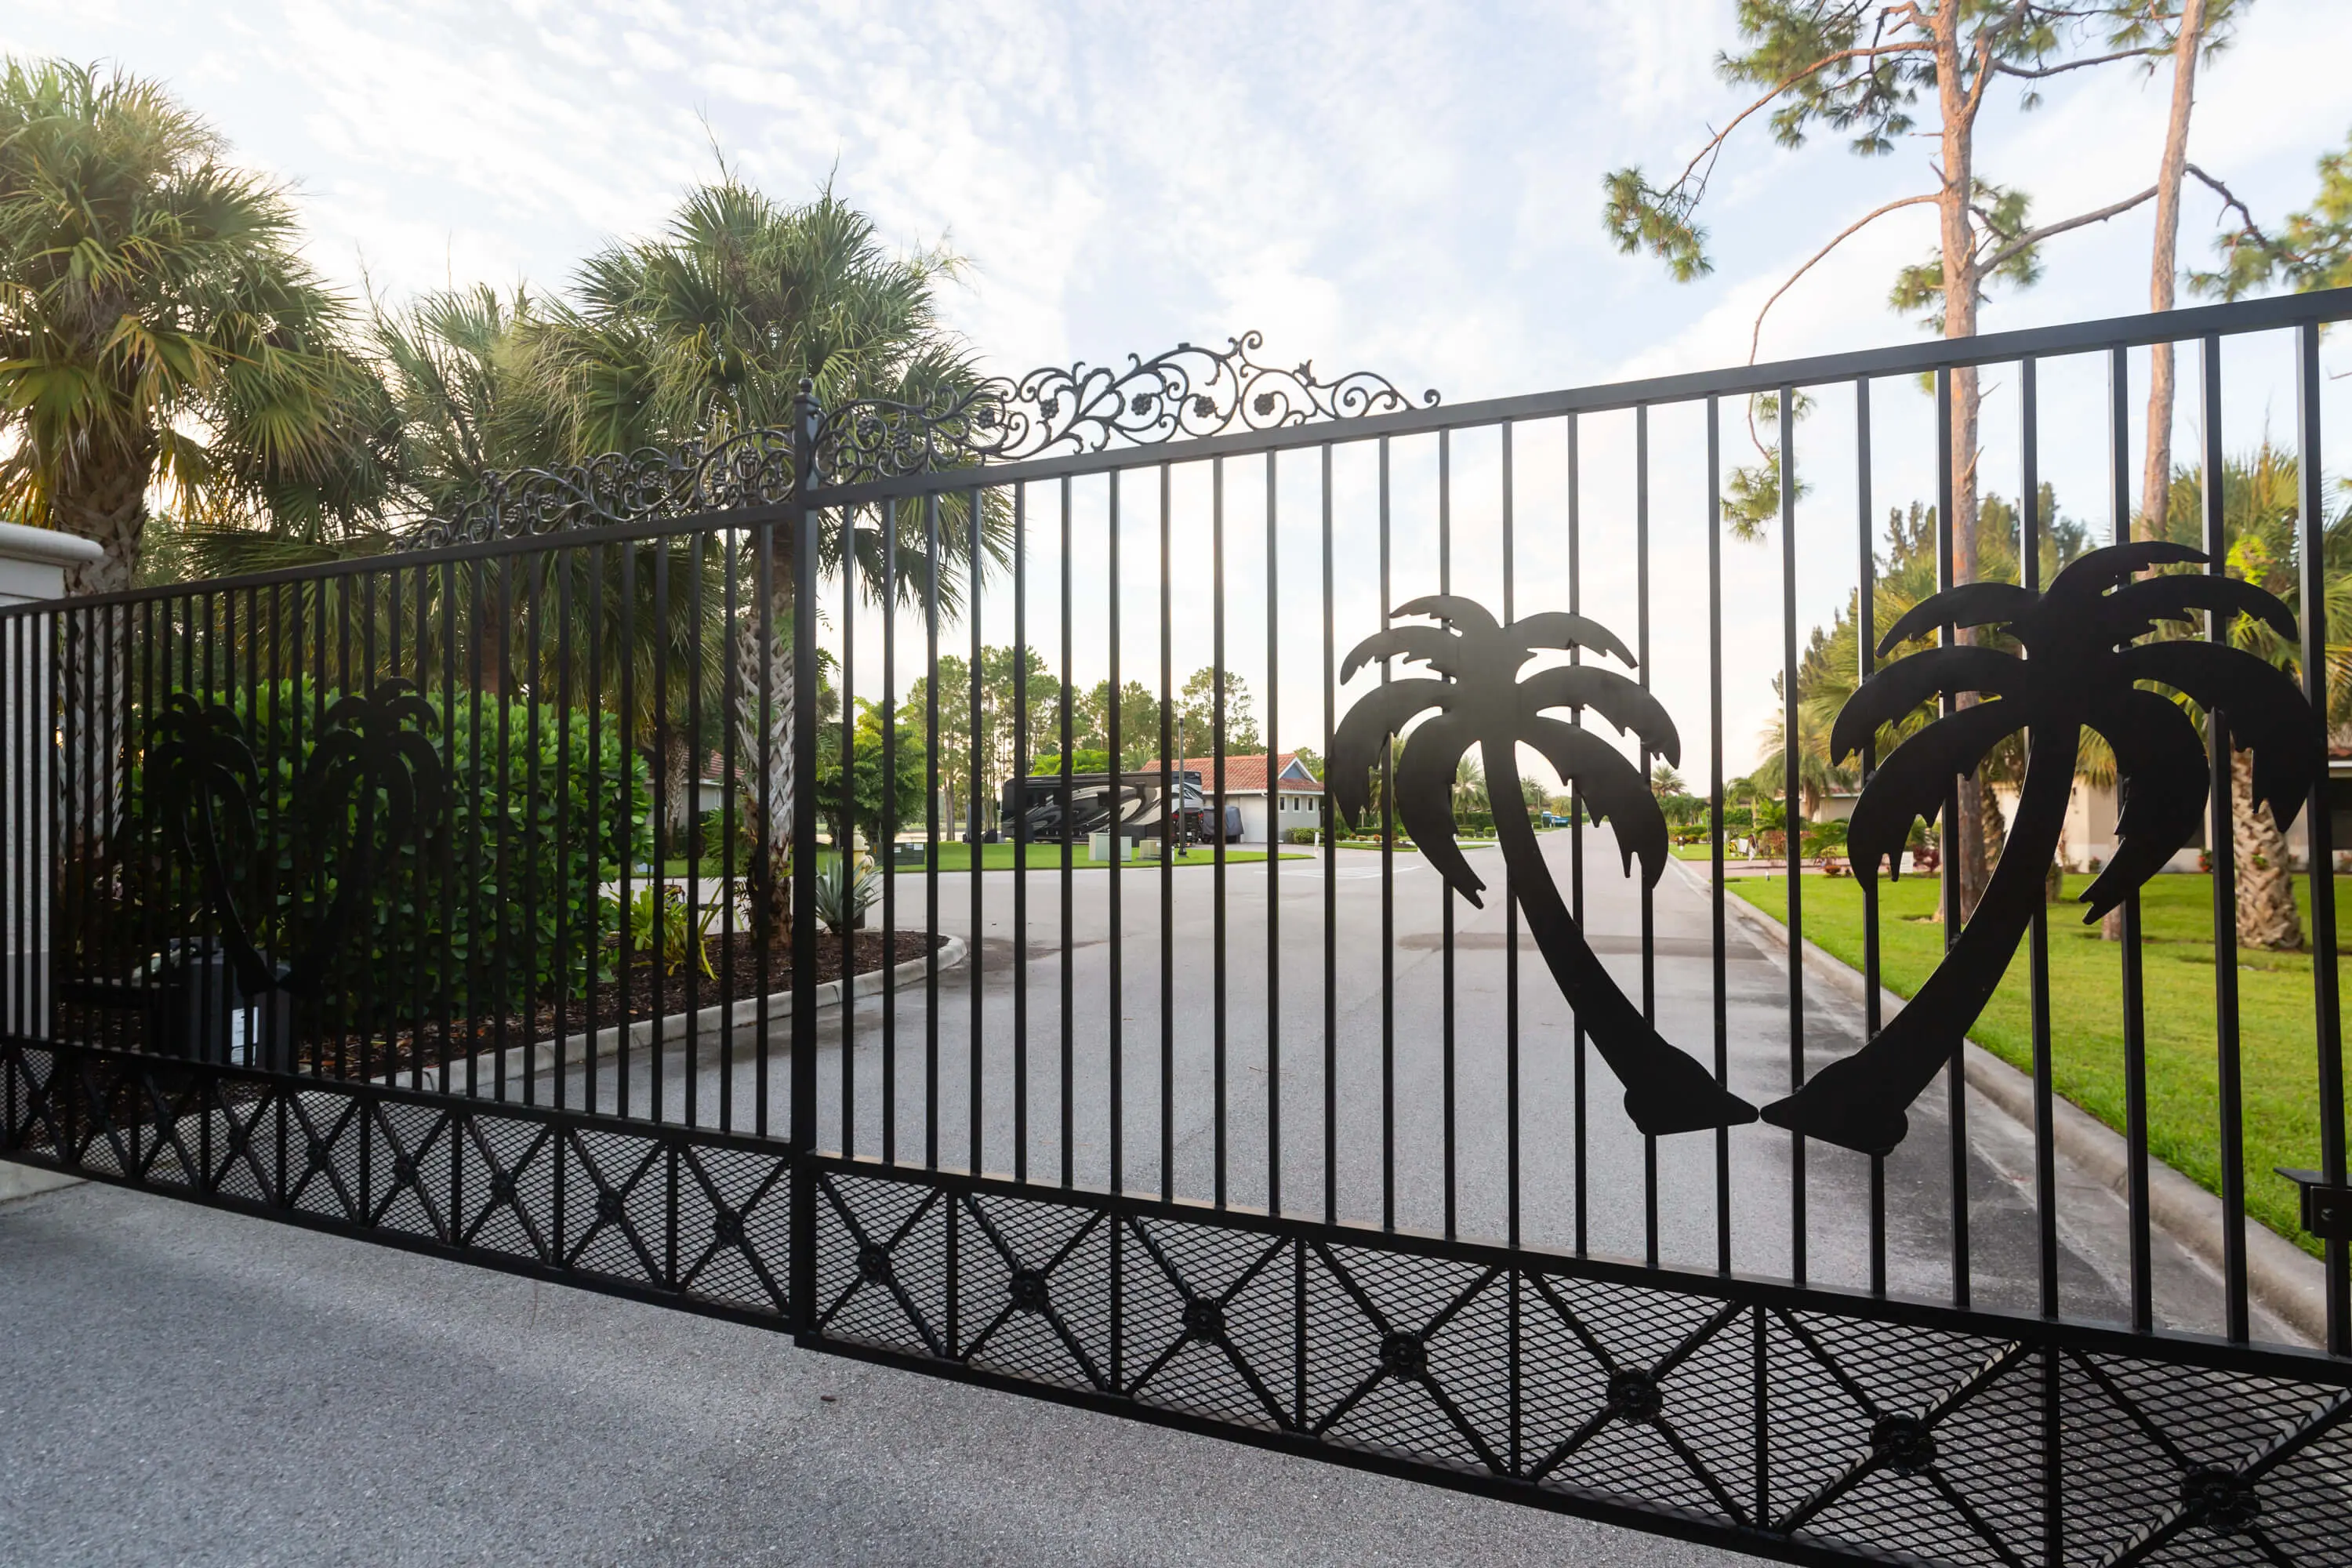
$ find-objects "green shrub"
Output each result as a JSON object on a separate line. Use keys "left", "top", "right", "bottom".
{"left": 137, "top": 678, "right": 651, "bottom": 1018}
{"left": 618, "top": 884, "right": 717, "bottom": 978}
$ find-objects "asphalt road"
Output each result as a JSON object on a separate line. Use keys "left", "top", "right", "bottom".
{"left": 0, "top": 828, "right": 2285, "bottom": 1566}
{"left": 549, "top": 828, "right": 2231, "bottom": 1322}
{"left": 0, "top": 1180, "right": 1743, "bottom": 1568}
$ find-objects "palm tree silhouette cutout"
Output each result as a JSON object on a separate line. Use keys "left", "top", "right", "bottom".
{"left": 1763, "top": 541, "right": 2318, "bottom": 1156}
{"left": 1330, "top": 596, "right": 1757, "bottom": 1137}
{"left": 150, "top": 681, "right": 447, "bottom": 1006}
{"left": 291, "top": 681, "right": 448, "bottom": 990}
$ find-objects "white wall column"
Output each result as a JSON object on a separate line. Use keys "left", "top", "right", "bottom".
{"left": 0, "top": 524, "right": 103, "bottom": 1202}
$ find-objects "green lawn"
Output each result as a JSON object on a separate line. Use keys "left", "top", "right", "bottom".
{"left": 1727, "top": 870, "right": 2348, "bottom": 1253}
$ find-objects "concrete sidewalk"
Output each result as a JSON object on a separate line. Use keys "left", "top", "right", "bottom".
{"left": 0, "top": 1181, "right": 1737, "bottom": 1568}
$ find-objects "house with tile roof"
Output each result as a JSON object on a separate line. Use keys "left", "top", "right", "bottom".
{"left": 1139, "top": 752, "right": 1322, "bottom": 844}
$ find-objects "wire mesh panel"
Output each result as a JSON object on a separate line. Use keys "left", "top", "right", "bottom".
{"left": 4, "top": 299, "right": 2350, "bottom": 1566}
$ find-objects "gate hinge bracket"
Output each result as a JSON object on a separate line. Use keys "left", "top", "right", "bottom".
{"left": 2274, "top": 1168, "right": 2352, "bottom": 1240}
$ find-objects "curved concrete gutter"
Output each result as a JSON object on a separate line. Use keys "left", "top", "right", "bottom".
{"left": 1694, "top": 863, "right": 2327, "bottom": 1346}
{"left": 394, "top": 935, "right": 968, "bottom": 1094}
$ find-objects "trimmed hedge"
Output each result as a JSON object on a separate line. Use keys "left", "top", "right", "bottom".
{"left": 139, "top": 680, "right": 651, "bottom": 1017}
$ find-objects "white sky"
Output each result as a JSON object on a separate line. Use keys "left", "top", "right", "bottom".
{"left": 14, "top": 0, "right": 2352, "bottom": 781}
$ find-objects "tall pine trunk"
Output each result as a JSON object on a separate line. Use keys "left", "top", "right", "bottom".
{"left": 1933, "top": 4, "right": 1993, "bottom": 922}
{"left": 2139, "top": 0, "right": 2207, "bottom": 545}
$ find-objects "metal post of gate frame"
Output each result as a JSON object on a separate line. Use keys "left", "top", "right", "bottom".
{"left": 790, "top": 381, "right": 823, "bottom": 1334}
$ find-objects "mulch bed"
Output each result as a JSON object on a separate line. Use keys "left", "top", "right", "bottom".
{"left": 48, "top": 931, "right": 942, "bottom": 1089}
{"left": 326, "top": 929, "right": 941, "bottom": 1076}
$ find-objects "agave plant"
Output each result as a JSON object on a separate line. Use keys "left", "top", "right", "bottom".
{"left": 1330, "top": 596, "right": 1755, "bottom": 1137}
{"left": 1764, "top": 541, "right": 2318, "bottom": 1155}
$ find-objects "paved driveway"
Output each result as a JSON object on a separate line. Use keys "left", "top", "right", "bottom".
{"left": 0, "top": 829, "right": 2283, "bottom": 1566}
{"left": 553, "top": 829, "right": 2207, "bottom": 1322}
{"left": 0, "top": 1181, "right": 1740, "bottom": 1567}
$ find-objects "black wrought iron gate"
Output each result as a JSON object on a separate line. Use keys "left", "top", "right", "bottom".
{"left": 7, "top": 300, "right": 2352, "bottom": 1566}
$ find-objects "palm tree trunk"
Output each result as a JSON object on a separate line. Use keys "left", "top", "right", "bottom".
{"left": 1479, "top": 736, "right": 1752, "bottom": 1135}
{"left": 656, "top": 727, "right": 697, "bottom": 840}
{"left": 1966, "top": 771, "right": 2008, "bottom": 918}
{"left": 731, "top": 601, "right": 793, "bottom": 944}
{"left": 55, "top": 470, "right": 146, "bottom": 851}
{"left": 2232, "top": 745, "right": 2301, "bottom": 950}
{"left": 1763, "top": 725, "right": 2075, "bottom": 1155}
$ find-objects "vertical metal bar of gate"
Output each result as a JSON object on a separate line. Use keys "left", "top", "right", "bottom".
{"left": 1934, "top": 364, "right": 1968, "bottom": 1308}
{"left": 789, "top": 386, "right": 822, "bottom": 1328}
{"left": 1439, "top": 429, "right": 1457, "bottom": 1240}
{"left": 1568, "top": 411, "right": 1588, "bottom": 1258}
{"left": 1265, "top": 451, "right": 1281, "bottom": 1219}
{"left": 2201, "top": 334, "right": 2251, "bottom": 1345}
{"left": 1321, "top": 441, "right": 1338, "bottom": 1230}
{"left": 2110, "top": 344, "right": 2155, "bottom": 1333}
{"left": 1780, "top": 383, "right": 1806, "bottom": 1287}
{"left": 2297, "top": 319, "right": 2350, "bottom": 1356}
{"left": 1708, "top": 396, "right": 1730, "bottom": 1278}
{"left": 1012, "top": 481, "right": 1027, "bottom": 1182}
{"left": 1857, "top": 376, "right": 1887, "bottom": 1298}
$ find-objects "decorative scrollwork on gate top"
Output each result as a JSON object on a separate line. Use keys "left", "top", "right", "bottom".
{"left": 813, "top": 331, "right": 1439, "bottom": 485}
{"left": 398, "top": 429, "right": 798, "bottom": 552}
{"left": 394, "top": 333, "right": 1435, "bottom": 550}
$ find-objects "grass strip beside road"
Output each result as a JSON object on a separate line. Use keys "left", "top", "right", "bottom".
{"left": 1727, "top": 871, "right": 2347, "bottom": 1255}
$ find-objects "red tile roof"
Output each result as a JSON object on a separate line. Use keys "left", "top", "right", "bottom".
{"left": 1140, "top": 752, "right": 1322, "bottom": 793}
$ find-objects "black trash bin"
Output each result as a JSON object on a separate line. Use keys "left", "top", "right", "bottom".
{"left": 155, "top": 942, "right": 295, "bottom": 1073}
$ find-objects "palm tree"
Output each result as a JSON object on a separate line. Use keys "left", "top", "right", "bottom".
{"left": 0, "top": 59, "right": 380, "bottom": 592}
{"left": 1764, "top": 540, "right": 2317, "bottom": 1156}
{"left": 2157, "top": 444, "right": 2352, "bottom": 949}
{"left": 1330, "top": 596, "right": 1755, "bottom": 1137}
{"left": 522, "top": 179, "right": 1006, "bottom": 938}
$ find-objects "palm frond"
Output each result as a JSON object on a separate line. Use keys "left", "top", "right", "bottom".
{"left": 2105, "top": 572, "right": 2296, "bottom": 645}
{"left": 1875, "top": 582, "right": 2038, "bottom": 655}
{"left": 1338, "top": 626, "right": 1461, "bottom": 682}
{"left": 2078, "top": 687, "right": 2209, "bottom": 920}
{"left": 1846, "top": 701, "right": 2026, "bottom": 879}
{"left": 2117, "top": 640, "right": 2318, "bottom": 825}
{"left": 2045, "top": 539, "right": 2203, "bottom": 599}
{"left": 1829, "top": 645, "right": 2030, "bottom": 763}
{"left": 1329, "top": 677, "right": 1450, "bottom": 826}
{"left": 1515, "top": 666, "right": 1680, "bottom": 764}
{"left": 1505, "top": 610, "right": 1635, "bottom": 667}
{"left": 1518, "top": 717, "right": 1667, "bottom": 885}
{"left": 1391, "top": 594, "right": 1499, "bottom": 633}
{"left": 1396, "top": 713, "right": 1484, "bottom": 904}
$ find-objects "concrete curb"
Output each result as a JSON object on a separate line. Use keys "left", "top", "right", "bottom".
{"left": 396, "top": 934, "right": 969, "bottom": 1094}
{"left": 1685, "top": 860, "right": 2328, "bottom": 1345}
{"left": 0, "top": 1162, "right": 82, "bottom": 1203}
{"left": 2, "top": 938, "right": 972, "bottom": 1202}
